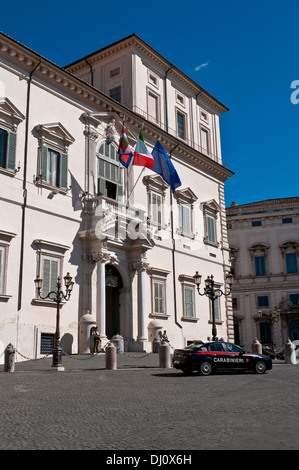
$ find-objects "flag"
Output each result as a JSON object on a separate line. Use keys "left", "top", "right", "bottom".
{"left": 133, "top": 127, "right": 154, "bottom": 168}
{"left": 151, "top": 140, "right": 182, "bottom": 192}
{"left": 118, "top": 122, "right": 133, "bottom": 168}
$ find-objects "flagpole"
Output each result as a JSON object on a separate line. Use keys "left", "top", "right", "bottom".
{"left": 126, "top": 166, "right": 145, "bottom": 206}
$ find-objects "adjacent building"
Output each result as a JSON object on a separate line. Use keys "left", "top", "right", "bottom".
{"left": 0, "top": 32, "right": 233, "bottom": 362}
{"left": 226, "top": 198, "right": 299, "bottom": 352}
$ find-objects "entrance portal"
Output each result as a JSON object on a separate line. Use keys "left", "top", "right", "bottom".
{"left": 289, "top": 320, "right": 299, "bottom": 341}
{"left": 105, "top": 265, "right": 123, "bottom": 339}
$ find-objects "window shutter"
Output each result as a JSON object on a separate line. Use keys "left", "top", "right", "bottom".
{"left": 41, "top": 145, "right": 48, "bottom": 182}
{"left": 42, "top": 257, "right": 59, "bottom": 297}
{"left": 185, "top": 287, "right": 194, "bottom": 317}
{"left": 181, "top": 204, "right": 191, "bottom": 234}
{"left": 42, "top": 258, "right": 51, "bottom": 297}
{"left": 6, "top": 131, "right": 17, "bottom": 171}
{"left": 0, "top": 247, "right": 4, "bottom": 293}
{"left": 207, "top": 215, "right": 216, "bottom": 243}
{"left": 98, "top": 177, "right": 105, "bottom": 196}
{"left": 59, "top": 153, "right": 68, "bottom": 189}
{"left": 50, "top": 259, "right": 59, "bottom": 292}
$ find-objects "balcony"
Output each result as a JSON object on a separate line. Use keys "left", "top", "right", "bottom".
{"left": 81, "top": 195, "right": 149, "bottom": 245}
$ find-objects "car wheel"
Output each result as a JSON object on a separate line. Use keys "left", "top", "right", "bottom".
{"left": 199, "top": 361, "right": 213, "bottom": 376}
{"left": 254, "top": 360, "right": 267, "bottom": 374}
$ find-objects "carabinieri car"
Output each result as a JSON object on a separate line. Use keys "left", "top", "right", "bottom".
{"left": 172, "top": 341, "right": 272, "bottom": 376}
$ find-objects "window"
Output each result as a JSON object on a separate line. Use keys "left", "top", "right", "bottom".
{"left": 41, "top": 255, "right": 60, "bottom": 298}
{"left": 0, "top": 98, "right": 24, "bottom": 173}
{"left": 255, "top": 256, "right": 266, "bottom": 276}
{"left": 184, "top": 286, "right": 195, "bottom": 318}
{"left": 290, "top": 294, "right": 299, "bottom": 305}
{"left": 151, "top": 191, "right": 162, "bottom": 225}
{"left": 109, "top": 86, "right": 121, "bottom": 103}
{"left": 259, "top": 322, "right": 272, "bottom": 344}
{"left": 175, "top": 188, "right": 197, "bottom": 238}
{"left": 200, "top": 127, "right": 209, "bottom": 155}
{"left": 35, "top": 123, "right": 74, "bottom": 191}
{"left": 280, "top": 241, "right": 299, "bottom": 274}
{"left": 147, "top": 92, "right": 159, "bottom": 123}
{"left": 41, "top": 147, "right": 67, "bottom": 188}
{"left": 0, "top": 230, "right": 16, "bottom": 298}
{"left": 206, "top": 215, "right": 216, "bottom": 244}
{"left": 148, "top": 267, "right": 170, "bottom": 317}
{"left": 97, "top": 141, "right": 123, "bottom": 200}
{"left": 33, "top": 239, "right": 69, "bottom": 303}
{"left": 203, "top": 199, "right": 219, "bottom": 246}
{"left": 249, "top": 243, "right": 269, "bottom": 277}
{"left": 286, "top": 253, "right": 298, "bottom": 273}
{"left": 177, "top": 111, "right": 185, "bottom": 139}
{"left": 153, "top": 280, "right": 165, "bottom": 314}
{"left": 180, "top": 204, "right": 191, "bottom": 236}
{"left": 257, "top": 296, "right": 269, "bottom": 307}
{"left": 109, "top": 67, "right": 120, "bottom": 78}
{"left": 40, "top": 333, "right": 54, "bottom": 355}
{"left": 213, "top": 296, "right": 221, "bottom": 322}
{"left": 282, "top": 218, "right": 293, "bottom": 224}
{"left": 252, "top": 220, "right": 262, "bottom": 227}
{"left": 0, "top": 246, "right": 5, "bottom": 294}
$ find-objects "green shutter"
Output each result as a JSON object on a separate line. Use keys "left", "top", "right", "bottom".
{"left": 41, "top": 145, "right": 48, "bottom": 182}
{"left": 6, "top": 131, "right": 17, "bottom": 171}
{"left": 59, "top": 152, "right": 68, "bottom": 189}
{"left": 207, "top": 216, "right": 216, "bottom": 243}
{"left": 98, "top": 177, "right": 105, "bottom": 196}
{"left": 185, "top": 287, "right": 194, "bottom": 318}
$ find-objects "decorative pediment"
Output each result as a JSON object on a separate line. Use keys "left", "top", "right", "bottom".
{"left": 35, "top": 122, "right": 75, "bottom": 151}
{"left": 0, "top": 97, "right": 25, "bottom": 131}
{"left": 202, "top": 199, "right": 220, "bottom": 213}
{"left": 174, "top": 187, "right": 197, "bottom": 204}
{"left": 279, "top": 240, "right": 299, "bottom": 254}
{"left": 143, "top": 174, "right": 169, "bottom": 193}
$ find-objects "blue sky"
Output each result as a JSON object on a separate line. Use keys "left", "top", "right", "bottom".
{"left": 1, "top": 0, "right": 298, "bottom": 207}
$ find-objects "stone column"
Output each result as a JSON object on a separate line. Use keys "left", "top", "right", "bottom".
{"left": 131, "top": 259, "right": 151, "bottom": 352}
{"left": 138, "top": 263, "right": 148, "bottom": 341}
{"left": 91, "top": 251, "right": 111, "bottom": 344}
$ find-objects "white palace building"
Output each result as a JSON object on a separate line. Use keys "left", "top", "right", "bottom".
{"left": 0, "top": 32, "right": 234, "bottom": 361}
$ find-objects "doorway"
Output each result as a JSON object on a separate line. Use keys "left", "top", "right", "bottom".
{"left": 105, "top": 265, "right": 123, "bottom": 339}
{"left": 289, "top": 320, "right": 299, "bottom": 341}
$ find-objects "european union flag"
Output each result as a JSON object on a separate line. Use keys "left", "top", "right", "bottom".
{"left": 151, "top": 141, "right": 182, "bottom": 192}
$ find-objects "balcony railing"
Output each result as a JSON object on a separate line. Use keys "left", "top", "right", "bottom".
{"left": 130, "top": 106, "right": 229, "bottom": 168}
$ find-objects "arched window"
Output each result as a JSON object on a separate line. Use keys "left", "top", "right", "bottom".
{"left": 97, "top": 141, "right": 123, "bottom": 200}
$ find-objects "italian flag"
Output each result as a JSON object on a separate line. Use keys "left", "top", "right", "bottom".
{"left": 133, "top": 127, "right": 154, "bottom": 168}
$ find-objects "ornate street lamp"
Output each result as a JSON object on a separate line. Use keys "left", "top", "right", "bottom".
{"left": 34, "top": 272, "right": 74, "bottom": 370}
{"left": 257, "top": 308, "right": 280, "bottom": 325}
{"left": 193, "top": 272, "right": 233, "bottom": 341}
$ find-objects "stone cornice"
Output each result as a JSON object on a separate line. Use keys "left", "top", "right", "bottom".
{"left": 0, "top": 32, "right": 233, "bottom": 182}
{"left": 64, "top": 33, "right": 228, "bottom": 115}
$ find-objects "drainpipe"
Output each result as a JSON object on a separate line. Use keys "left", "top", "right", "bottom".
{"left": 164, "top": 67, "right": 173, "bottom": 133}
{"left": 85, "top": 59, "right": 94, "bottom": 87}
{"left": 169, "top": 143, "right": 182, "bottom": 331}
{"left": 17, "top": 58, "right": 41, "bottom": 313}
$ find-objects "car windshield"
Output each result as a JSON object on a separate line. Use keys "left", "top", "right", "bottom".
{"left": 184, "top": 342, "right": 204, "bottom": 350}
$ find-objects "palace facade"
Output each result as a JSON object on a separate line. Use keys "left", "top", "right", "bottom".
{"left": 0, "top": 32, "right": 233, "bottom": 361}
{"left": 227, "top": 198, "right": 299, "bottom": 352}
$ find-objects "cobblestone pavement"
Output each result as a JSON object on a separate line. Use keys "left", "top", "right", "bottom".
{"left": 0, "top": 353, "right": 299, "bottom": 451}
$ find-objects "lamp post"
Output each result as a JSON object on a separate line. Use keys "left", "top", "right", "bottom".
{"left": 257, "top": 308, "right": 280, "bottom": 325}
{"left": 193, "top": 272, "right": 233, "bottom": 341}
{"left": 34, "top": 272, "right": 74, "bottom": 370}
